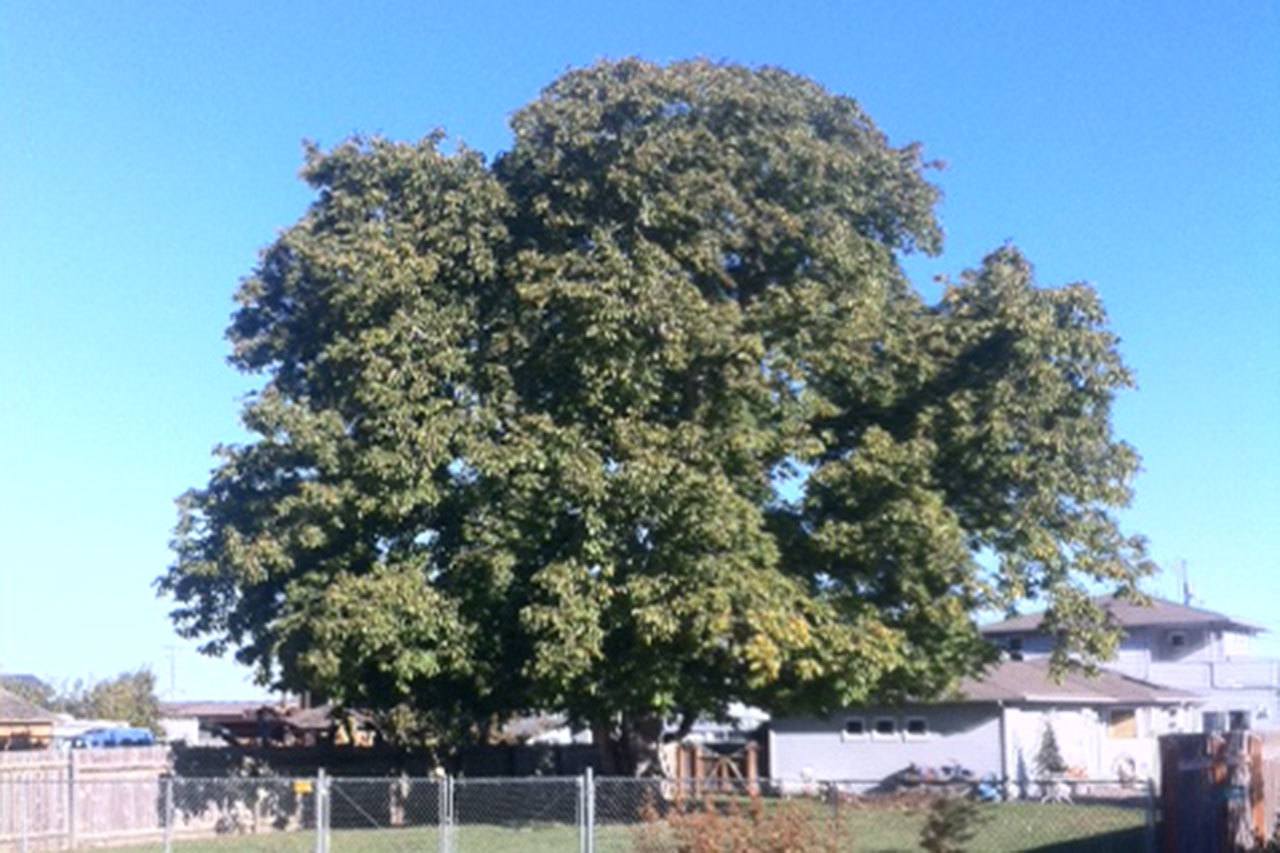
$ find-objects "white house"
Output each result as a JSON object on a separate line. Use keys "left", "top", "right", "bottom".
{"left": 770, "top": 659, "right": 1198, "bottom": 785}
{"left": 982, "top": 595, "right": 1280, "bottom": 732}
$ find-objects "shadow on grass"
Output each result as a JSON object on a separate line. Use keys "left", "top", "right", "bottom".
{"left": 1021, "top": 826, "right": 1148, "bottom": 852}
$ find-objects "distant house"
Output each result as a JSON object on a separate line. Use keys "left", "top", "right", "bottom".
{"left": 0, "top": 686, "right": 55, "bottom": 750}
{"left": 983, "top": 595, "right": 1280, "bottom": 732}
{"left": 0, "top": 674, "right": 51, "bottom": 698}
{"left": 159, "top": 700, "right": 375, "bottom": 747}
{"left": 158, "top": 701, "right": 269, "bottom": 746}
{"left": 770, "top": 659, "right": 1198, "bottom": 785}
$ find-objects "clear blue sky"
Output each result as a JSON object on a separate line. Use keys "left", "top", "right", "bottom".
{"left": 1, "top": 1, "right": 1276, "bottom": 699}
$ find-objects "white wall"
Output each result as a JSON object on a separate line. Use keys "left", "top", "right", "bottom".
{"left": 1002, "top": 704, "right": 1170, "bottom": 782}
{"left": 770, "top": 705, "right": 1002, "bottom": 782}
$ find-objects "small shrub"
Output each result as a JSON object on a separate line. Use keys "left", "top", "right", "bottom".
{"left": 633, "top": 791, "right": 837, "bottom": 853}
{"left": 919, "top": 794, "right": 986, "bottom": 853}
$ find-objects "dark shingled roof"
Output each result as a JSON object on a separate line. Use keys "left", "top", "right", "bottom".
{"left": 0, "top": 686, "right": 56, "bottom": 723}
{"left": 159, "top": 701, "right": 277, "bottom": 719}
{"left": 953, "top": 659, "right": 1198, "bottom": 705}
{"left": 981, "top": 595, "right": 1264, "bottom": 636}
{"left": 0, "top": 674, "right": 50, "bottom": 694}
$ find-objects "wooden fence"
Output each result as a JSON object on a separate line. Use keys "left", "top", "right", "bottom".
{"left": 1160, "top": 731, "right": 1280, "bottom": 852}
{"left": 0, "top": 746, "right": 168, "bottom": 849}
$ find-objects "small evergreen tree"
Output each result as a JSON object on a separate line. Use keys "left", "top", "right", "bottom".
{"left": 1035, "top": 721, "right": 1068, "bottom": 777}
{"left": 920, "top": 795, "right": 985, "bottom": 853}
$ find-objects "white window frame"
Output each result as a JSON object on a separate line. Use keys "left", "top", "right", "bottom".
{"left": 1107, "top": 707, "right": 1139, "bottom": 739}
{"left": 871, "top": 717, "right": 899, "bottom": 741}
{"left": 1203, "top": 710, "right": 1226, "bottom": 733}
{"left": 840, "top": 717, "right": 868, "bottom": 741}
{"left": 903, "top": 716, "right": 930, "bottom": 740}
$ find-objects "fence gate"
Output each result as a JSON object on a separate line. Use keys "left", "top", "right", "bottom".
{"left": 450, "top": 777, "right": 582, "bottom": 852}
{"left": 326, "top": 776, "right": 440, "bottom": 851}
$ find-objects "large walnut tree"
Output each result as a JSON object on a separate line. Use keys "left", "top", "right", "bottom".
{"left": 161, "top": 59, "right": 1150, "bottom": 773}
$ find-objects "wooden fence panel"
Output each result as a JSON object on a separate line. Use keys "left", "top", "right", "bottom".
{"left": 1160, "top": 731, "right": 1280, "bottom": 852}
{"left": 0, "top": 746, "right": 167, "bottom": 850}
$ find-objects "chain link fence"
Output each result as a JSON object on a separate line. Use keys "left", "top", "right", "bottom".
{"left": 0, "top": 773, "right": 1155, "bottom": 851}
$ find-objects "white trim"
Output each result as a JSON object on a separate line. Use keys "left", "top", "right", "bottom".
{"left": 839, "top": 717, "right": 868, "bottom": 741}
{"left": 871, "top": 716, "right": 898, "bottom": 740}
{"left": 1106, "top": 707, "right": 1138, "bottom": 739}
{"left": 903, "top": 716, "right": 930, "bottom": 740}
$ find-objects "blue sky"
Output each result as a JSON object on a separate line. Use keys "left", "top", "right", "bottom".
{"left": 1, "top": 1, "right": 1276, "bottom": 699}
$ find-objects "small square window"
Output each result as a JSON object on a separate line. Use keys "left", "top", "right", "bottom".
{"left": 1108, "top": 709, "right": 1137, "bottom": 739}
{"left": 905, "top": 718, "right": 929, "bottom": 738}
{"left": 1229, "top": 710, "right": 1250, "bottom": 732}
{"left": 873, "top": 718, "right": 897, "bottom": 739}
{"left": 842, "top": 719, "right": 866, "bottom": 738}
{"left": 1168, "top": 632, "right": 1186, "bottom": 648}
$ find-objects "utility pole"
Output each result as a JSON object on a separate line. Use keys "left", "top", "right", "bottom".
{"left": 163, "top": 645, "right": 177, "bottom": 699}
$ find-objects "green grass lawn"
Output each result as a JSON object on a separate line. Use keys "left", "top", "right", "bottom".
{"left": 108, "top": 802, "right": 1146, "bottom": 852}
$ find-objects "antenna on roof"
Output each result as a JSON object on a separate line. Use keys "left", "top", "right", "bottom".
{"left": 1176, "top": 559, "right": 1194, "bottom": 607}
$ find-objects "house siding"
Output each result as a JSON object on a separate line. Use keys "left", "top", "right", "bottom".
{"left": 991, "top": 621, "right": 1280, "bottom": 731}
{"left": 770, "top": 704, "right": 1003, "bottom": 782}
{"left": 1002, "top": 704, "right": 1172, "bottom": 782}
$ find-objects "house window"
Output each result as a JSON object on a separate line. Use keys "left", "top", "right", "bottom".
{"left": 904, "top": 718, "right": 929, "bottom": 739}
{"left": 1203, "top": 711, "right": 1226, "bottom": 733}
{"left": 841, "top": 718, "right": 866, "bottom": 739}
{"left": 1007, "top": 637, "right": 1024, "bottom": 661}
{"left": 1229, "top": 710, "right": 1250, "bottom": 732}
{"left": 1167, "top": 632, "right": 1186, "bottom": 649}
{"left": 1108, "top": 709, "right": 1138, "bottom": 739}
{"left": 872, "top": 718, "right": 898, "bottom": 739}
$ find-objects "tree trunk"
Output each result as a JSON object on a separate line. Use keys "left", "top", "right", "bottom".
{"left": 593, "top": 715, "right": 666, "bottom": 776}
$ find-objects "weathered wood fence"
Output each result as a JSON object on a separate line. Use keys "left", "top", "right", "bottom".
{"left": 1160, "top": 731, "right": 1280, "bottom": 852}
{"left": 0, "top": 746, "right": 168, "bottom": 849}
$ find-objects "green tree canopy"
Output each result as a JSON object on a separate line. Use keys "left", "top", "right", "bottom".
{"left": 66, "top": 669, "right": 162, "bottom": 733}
{"left": 160, "top": 59, "right": 1150, "bottom": 772}
{"left": 11, "top": 670, "right": 162, "bottom": 733}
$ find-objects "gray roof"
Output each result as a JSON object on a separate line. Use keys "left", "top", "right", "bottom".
{"left": 981, "top": 595, "right": 1264, "bottom": 636}
{"left": 159, "top": 701, "right": 279, "bottom": 719}
{"left": 952, "top": 659, "right": 1198, "bottom": 706}
{"left": 0, "top": 686, "right": 56, "bottom": 723}
{"left": 0, "top": 674, "right": 50, "bottom": 693}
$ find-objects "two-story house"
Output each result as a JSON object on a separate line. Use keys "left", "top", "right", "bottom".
{"left": 982, "top": 595, "right": 1280, "bottom": 733}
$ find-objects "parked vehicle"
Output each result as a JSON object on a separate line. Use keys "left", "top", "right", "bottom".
{"left": 72, "top": 727, "right": 155, "bottom": 748}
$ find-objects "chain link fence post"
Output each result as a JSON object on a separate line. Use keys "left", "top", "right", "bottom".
{"left": 162, "top": 775, "right": 174, "bottom": 853}
{"left": 576, "top": 773, "right": 585, "bottom": 853}
{"left": 584, "top": 767, "right": 595, "bottom": 853}
{"left": 437, "top": 776, "right": 446, "bottom": 853}
{"left": 436, "top": 774, "right": 454, "bottom": 853}
{"left": 313, "top": 769, "right": 326, "bottom": 853}
{"left": 1145, "top": 776, "right": 1157, "bottom": 853}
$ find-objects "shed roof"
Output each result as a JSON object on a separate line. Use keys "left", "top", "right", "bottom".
{"left": 159, "top": 701, "right": 283, "bottom": 720}
{"left": 981, "top": 595, "right": 1263, "bottom": 636}
{"left": 952, "top": 659, "right": 1197, "bottom": 706}
{"left": 0, "top": 686, "right": 56, "bottom": 723}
